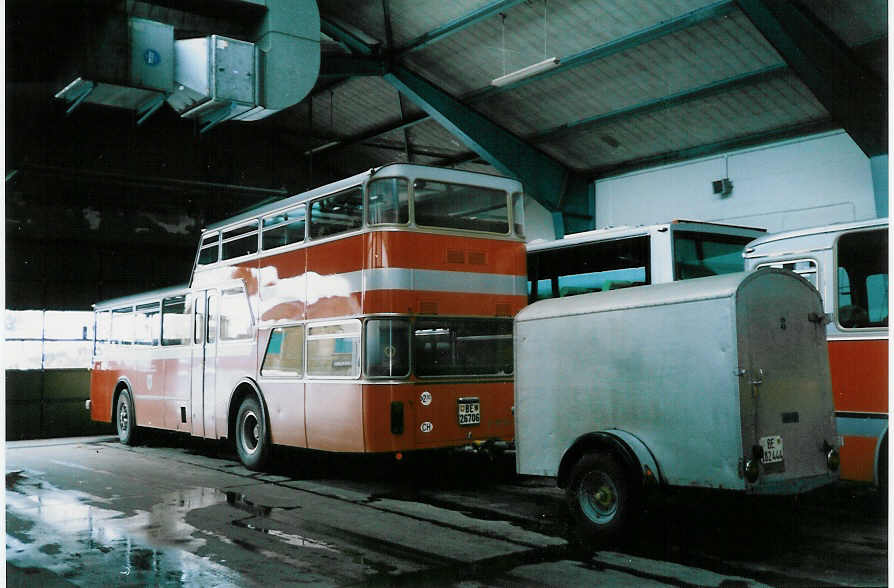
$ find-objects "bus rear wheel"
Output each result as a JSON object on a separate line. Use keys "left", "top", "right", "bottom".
{"left": 235, "top": 396, "right": 271, "bottom": 471}
{"left": 116, "top": 389, "right": 139, "bottom": 446}
{"left": 566, "top": 452, "right": 636, "bottom": 545}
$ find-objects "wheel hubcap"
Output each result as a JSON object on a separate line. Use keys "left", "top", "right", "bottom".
{"left": 579, "top": 471, "right": 618, "bottom": 524}
{"left": 241, "top": 410, "right": 259, "bottom": 455}
{"left": 119, "top": 401, "right": 128, "bottom": 432}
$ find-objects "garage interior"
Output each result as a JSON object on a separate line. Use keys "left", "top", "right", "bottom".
{"left": 4, "top": 1, "right": 889, "bottom": 584}
{"left": 5, "top": 0, "right": 887, "bottom": 439}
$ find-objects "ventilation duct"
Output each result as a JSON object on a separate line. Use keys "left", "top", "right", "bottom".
{"left": 166, "top": 35, "right": 259, "bottom": 133}
{"left": 55, "top": 0, "right": 320, "bottom": 127}
{"left": 55, "top": 16, "right": 174, "bottom": 123}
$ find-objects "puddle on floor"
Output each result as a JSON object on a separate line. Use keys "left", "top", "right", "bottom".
{"left": 6, "top": 469, "right": 244, "bottom": 586}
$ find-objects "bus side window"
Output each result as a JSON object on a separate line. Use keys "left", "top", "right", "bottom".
{"left": 306, "top": 321, "right": 361, "bottom": 378}
{"left": 757, "top": 260, "right": 817, "bottom": 288}
{"left": 309, "top": 188, "right": 363, "bottom": 239}
{"left": 162, "top": 295, "right": 190, "bottom": 346}
{"left": 261, "top": 326, "right": 304, "bottom": 377}
{"left": 220, "top": 288, "right": 253, "bottom": 341}
{"left": 134, "top": 302, "right": 161, "bottom": 346}
{"left": 837, "top": 229, "right": 888, "bottom": 329}
{"left": 95, "top": 310, "right": 111, "bottom": 355}
{"left": 110, "top": 306, "right": 133, "bottom": 345}
{"left": 528, "top": 236, "right": 650, "bottom": 302}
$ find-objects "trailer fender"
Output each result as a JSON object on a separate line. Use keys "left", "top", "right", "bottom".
{"left": 604, "top": 429, "right": 662, "bottom": 487}
{"left": 557, "top": 430, "right": 661, "bottom": 490}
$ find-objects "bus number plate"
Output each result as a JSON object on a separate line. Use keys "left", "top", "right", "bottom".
{"left": 457, "top": 398, "right": 480, "bottom": 426}
{"left": 759, "top": 435, "right": 783, "bottom": 464}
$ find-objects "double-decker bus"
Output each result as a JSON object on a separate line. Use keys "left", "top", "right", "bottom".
{"left": 89, "top": 164, "right": 527, "bottom": 469}
{"left": 526, "top": 220, "right": 766, "bottom": 302}
{"left": 744, "top": 218, "right": 888, "bottom": 489}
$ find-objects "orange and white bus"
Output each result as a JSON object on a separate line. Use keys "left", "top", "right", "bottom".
{"left": 89, "top": 164, "right": 527, "bottom": 469}
{"left": 744, "top": 218, "right": 888, "bottom": 488}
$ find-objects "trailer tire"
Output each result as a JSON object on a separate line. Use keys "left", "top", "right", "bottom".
{"left": 235, "top": 395, "right": 271, "bottom": 471}
{"left": 566, "top": 452, "right": 636, "bottom": 545}
{"left": 116, "top": 389, "right": 139, "bottom": 446}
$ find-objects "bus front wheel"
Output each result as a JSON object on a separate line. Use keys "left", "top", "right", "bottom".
{"left": 566, "top": 452, "right": 636, "bottom": 545}
{"left": 116, "top": 389, "right": 139, "bottom": 446}
{"left": 235, "top": 396, "right": 271, "bottom": 471}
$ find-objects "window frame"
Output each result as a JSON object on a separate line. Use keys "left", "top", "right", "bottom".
{"left": 221, "top": 220, "right": 260, "bottom": 262}
{"left": 363, "top": 317, "right": 411, "bottom": 379}
{"left": 308, "top": 186, "right": 364, "bottom": 241}
{"left": 411, "top": 177, "right": 512, "bottom": 236}
{"left": 305, "top": 318, "right": 362, "bottom": 379}
{"left": 834, "top": 228, "right": 888, "bottom": 331}
{"left": 261, "top": 204, "right": 307, "bottom": 252}
{"left": 260, "top": 324, "right": 306, "bottom": 378}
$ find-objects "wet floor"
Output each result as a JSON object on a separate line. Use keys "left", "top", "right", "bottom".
{"left": 5, "top": 435, "right": 888, "bottom": 587}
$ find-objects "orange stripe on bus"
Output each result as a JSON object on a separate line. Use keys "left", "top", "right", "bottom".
{"left": 828, "top": 339, "right": 888, "bottom": 414}
{"left": 839, "top": 435, "right": 879, "bottom": 483}
{"left": 365, "top": 231, "right": 526, "bottom": 275}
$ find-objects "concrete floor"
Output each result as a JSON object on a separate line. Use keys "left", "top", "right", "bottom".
{"left": 5, "top": 434, "right": 888, "bottom": 586}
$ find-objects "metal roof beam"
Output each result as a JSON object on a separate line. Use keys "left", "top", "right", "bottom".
{"left": 384, "top": 65, "right": 593, "bottom": 233}
{"left": 737, "top": 0, "right": 887, "bottom": 157}
{"left": 397, "top": 0, "right": 526, "bottom": 56}
{"left": 311, "top": 2, "right": 736, "bottom": 156}
{"left": 320, "top": 16, "right": 380, "bottom": 56}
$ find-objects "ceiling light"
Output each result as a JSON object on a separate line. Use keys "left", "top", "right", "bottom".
{"left": 491, "top": 57, "right": 560, "bottom": 87}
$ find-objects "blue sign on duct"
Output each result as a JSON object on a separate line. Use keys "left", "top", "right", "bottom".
{"left": 143, "top": 49, "right": 161, "bottom": 66}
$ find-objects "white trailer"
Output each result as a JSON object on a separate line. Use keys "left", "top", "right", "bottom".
{"left": 515, "top": 269, "right": 839, "bottom": 543}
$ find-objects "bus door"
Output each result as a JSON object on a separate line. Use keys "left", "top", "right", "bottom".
{"left": 191, "top": 289, "right": 219, "bottom": 438}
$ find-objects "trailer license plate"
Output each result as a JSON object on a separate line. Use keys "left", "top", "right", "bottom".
{"left": 457, "top": 398, "right": 480, "bottom": 426}
{"left": 760, "top": 435, "right": 783, "bottom": 464}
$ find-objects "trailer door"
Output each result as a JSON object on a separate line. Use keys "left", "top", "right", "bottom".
{"left": 736, "top": 270, "right": 835, "bottom": 483}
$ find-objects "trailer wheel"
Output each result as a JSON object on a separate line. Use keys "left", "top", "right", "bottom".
{"left": 566, "top": 452, "right": 635, "bottom": 545}
{"left": 235, "top": 395, "right": 271, "bottom": 471}
{"left": 116, "top": 389, "right": 139, "bottom": 446}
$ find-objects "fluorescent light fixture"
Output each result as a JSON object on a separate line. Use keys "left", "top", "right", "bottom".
{"left": 491, "top": 57, "right": 560, "bottom": 87}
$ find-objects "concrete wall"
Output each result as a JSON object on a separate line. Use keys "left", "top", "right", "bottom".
{"left": 6, "top": 369, "right": 112, "bottom": 440}
{"left": 593, "top": 131, "right": 881, "bottom": 234}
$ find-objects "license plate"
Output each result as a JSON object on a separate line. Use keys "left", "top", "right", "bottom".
{"left": 760, "top": 435, "right": 783, "bottom": 464}
{"left": 457, "top": 397, "right": 480, "bottom": 426}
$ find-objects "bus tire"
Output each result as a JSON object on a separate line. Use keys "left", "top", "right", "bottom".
{"left": 235, "top": 395, "right": 270, "bottom": 471}
{"left": 566, "top": 452, "right": 636, "bottom": 545}
{"left": 116, "top": 389, "right": 139, "bottom": 446}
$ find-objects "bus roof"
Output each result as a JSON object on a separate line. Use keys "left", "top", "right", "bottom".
{"left": 527, "top": 219, "right": 765, "bottom": 252}
{"left": 94, "top": 284, "right": 190, "bottom": 310}
{"left": 205, "top": 163, "right": 524, "bottom": 233}
{"left": 744, "top": 217, "right": 888, "bottom": 254}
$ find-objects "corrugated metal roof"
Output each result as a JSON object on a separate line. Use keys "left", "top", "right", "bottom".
{"left": 304, "top": 0, "right": 883, "bottom": 188}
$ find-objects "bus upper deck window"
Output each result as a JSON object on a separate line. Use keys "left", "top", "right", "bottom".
{"left": 222, "top": 222, "right": 259, "bottom": 260}
{"left": 262, "top": 205, "right": 306, "bottom": 251}
{"left": 198, "top": 232, "right": 220, "bottom": 266}
{"left": 309, "top": 188, "right": 363, "bottom": 239}
{"left": 368, "top": 178, "right": 409, "bottom": 225}
{"left": 413, "top": 180, "right": 509, "bottom": 234}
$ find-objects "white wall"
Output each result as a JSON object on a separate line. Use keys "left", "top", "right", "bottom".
{"left": 593, "top": 131, "right": 880, "bottom": 234}
{"left": 524, "top": 196, "right": 556, "bottom": 242}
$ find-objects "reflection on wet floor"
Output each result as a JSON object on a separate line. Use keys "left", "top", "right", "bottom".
{"left": 6, "top": 470, "right": 245, "bottom": 586}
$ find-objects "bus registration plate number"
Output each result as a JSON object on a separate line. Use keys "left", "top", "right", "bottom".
{"left": 457, "top": 398, "right": 480, "bottom": 426}
{"left": 759, "top": 435, "right": 783, "bottom": 464}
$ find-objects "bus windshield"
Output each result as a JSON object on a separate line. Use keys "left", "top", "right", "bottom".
{"left": 673, "top": 231, "right": 754, "bottom": 280}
